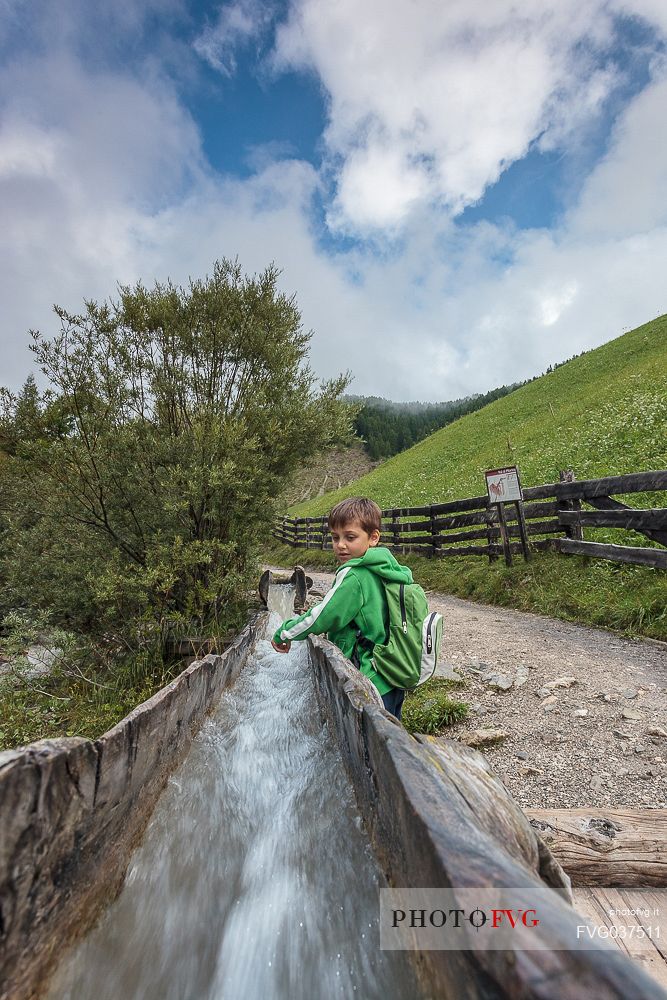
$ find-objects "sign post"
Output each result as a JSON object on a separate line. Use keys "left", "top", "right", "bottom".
{"left": 485, "top": 466, "right": 530, "bottom": 565}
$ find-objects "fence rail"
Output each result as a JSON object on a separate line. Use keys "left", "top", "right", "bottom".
{"left": 274, "top": 469, "right": 667, "bottom": 570}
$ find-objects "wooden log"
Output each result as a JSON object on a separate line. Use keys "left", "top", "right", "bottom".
{"left": 586, "top": 495, "right": 667, "bottom": 547}
{"left": 527, "top": 469, "right": 667, "bottom": 502}
{"left": 433, "top": 520, "right": 561, "bottom": 545}
{"left": 384, "top": 495, "right": 489, "bottom": 519}
{"left": 435, "top": 543, "right": 507, "bottom": 557}
{"left": 387, "top": 518, "right": 433, "bottom": 532}
{"left": 387, "top": 519, "right": 563, "bottom": 549}
{"left": 559, "top": 508, "right": 667, "bottom": 531}
{"left": 555, "top": 537, "right": 667, "bottom": 569}
{"left": 431, "top": 501, "right": 560, "bottom": 533}
{"left": 272, "top": 531, "right": 296, "bottom": 546}
{"left": 525, "top": 808, "right": 667, "bottom": 887}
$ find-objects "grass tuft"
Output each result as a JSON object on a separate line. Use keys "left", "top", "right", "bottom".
{"left": 402, "top": 678, "right": 469, "bottom": 735}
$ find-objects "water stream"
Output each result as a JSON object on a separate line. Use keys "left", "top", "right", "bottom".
{"left": 46, "top": 587, "right": 421, "bottom": 1000}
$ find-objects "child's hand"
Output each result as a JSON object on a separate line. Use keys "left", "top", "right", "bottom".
{"left": 271, "top": 639, "right": 291, "bottom": 653}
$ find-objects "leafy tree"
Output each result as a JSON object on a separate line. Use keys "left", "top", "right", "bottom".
{"left": 1, "top": 259, "right": 354, "bottom": 650}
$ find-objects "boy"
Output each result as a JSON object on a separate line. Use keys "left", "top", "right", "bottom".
{"left": 271, "top": 497, "right": 413, "bottom": 720}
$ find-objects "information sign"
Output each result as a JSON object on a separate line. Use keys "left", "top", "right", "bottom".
{"left": 485, "top": 466, "right": 523, "bottom": 504}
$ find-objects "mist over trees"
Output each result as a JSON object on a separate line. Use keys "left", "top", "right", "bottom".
{"left": 349, "top": 385, "right": 520, "bottom": 459}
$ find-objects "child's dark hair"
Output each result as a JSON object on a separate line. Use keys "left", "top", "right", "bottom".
{"left": 328, "top": 497, "right": 382, "bottom": 534}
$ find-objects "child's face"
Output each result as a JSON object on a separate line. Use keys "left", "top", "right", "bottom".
{"left": 330, "top": 518, "right": 380, "bottom": 563}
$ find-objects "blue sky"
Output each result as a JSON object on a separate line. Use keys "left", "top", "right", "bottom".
{"left": 1, "top": 0, "right": 667, "bottom": 400}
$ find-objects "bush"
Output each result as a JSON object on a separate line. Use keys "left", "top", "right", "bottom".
{"left": 0, "top": 261, "right": 357, "bottom": 745}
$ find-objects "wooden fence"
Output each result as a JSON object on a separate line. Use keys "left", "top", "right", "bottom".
{"left": 273, "top": 469, "right": 667, "bottom": 570}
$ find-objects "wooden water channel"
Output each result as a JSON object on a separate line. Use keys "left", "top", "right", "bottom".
{"left": 1, "top": 572, "right": 666, "bottom": 999}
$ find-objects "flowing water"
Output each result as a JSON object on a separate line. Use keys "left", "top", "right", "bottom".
{"left": 46, "top": 587, "right": 421, "bottom": 1000}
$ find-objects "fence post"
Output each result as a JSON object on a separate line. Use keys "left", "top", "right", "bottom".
{"left": 305, "top": 517, "right": 311, "bottom": 549}
{"left": 429, "top": 505, "right": 439, "bottom": 557}
{"left": 559, "top": 470, "right": 583, "bottom": 541}
{"left": 486, "top": 503, "right": 499, "bottom": 562}
{"left": 321, "top": 516, "right": 327, "bottom": 549}
{"left": 497, "top": 502, "right": 513, "bottom": 566}
{"left": 515, "top": 499, "right": 530, "bottom": 561}
{"left": 391, "top": 511, "right": 399, "bottom": 552}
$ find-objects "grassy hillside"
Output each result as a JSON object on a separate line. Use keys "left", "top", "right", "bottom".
{"left": 267, "top": 315, "right": 667, "bottom": 639}
{"left": 292, "top": 315, "right": 666, "bottom": 517}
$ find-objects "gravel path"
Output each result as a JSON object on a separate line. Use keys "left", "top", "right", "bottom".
{"left": 265, "top": 565, "right": 667, "bottom": 810}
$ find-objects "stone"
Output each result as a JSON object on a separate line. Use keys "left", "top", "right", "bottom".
{"left": 541, "top": 695, "right": 558, "bottom": 707}
{"left": 537, "top": 686, "right": 552, "bottom": 699}
{"left": 514, "top": 664, "right": 530, "bottom": 687}
{"left": 622, "top": 688, "right": 638, "bottom": 700}
{"left": 482, "top": 672, "right": 513, "bottom": 691}
{"left": 459, "top": 728, "right": 510, "bottom": 748}
{"left": 547, "top": 676, "right": 578, "bottom": 690}
{"left": 434, "top": 661, "right": 463, "bottom": 682}
{"left": 647, "top": 726, "right": 667, "bottom": 738}
{"left": 621, "top": 709, "right": 642, "bottom": 721}
{"left": 519, "top": 765, "right": 543, "bottom": 776}
{"left": 516, "top": 751, "right": 529, "bottom": 760}
{"left": 634, "top": 743, "right": 646, "bottom": 754}
{"left": 571, "top": 709, "right": 588, "bottom": 718}
{"left": 590, "top": 776, "right": 605, "bottom": 791}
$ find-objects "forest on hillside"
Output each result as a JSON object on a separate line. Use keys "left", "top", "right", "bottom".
{"left": 349, "top": 384, "right": 520, "bottom": 458}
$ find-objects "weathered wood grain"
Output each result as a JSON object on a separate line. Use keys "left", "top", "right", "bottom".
{"left": 572, "top": 888, "right": 667, "bottom": 990}
{"left": 525, "top": 808, "right": 667, "bottom": 887}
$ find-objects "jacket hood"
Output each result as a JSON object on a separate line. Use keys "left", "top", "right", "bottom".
{"left": 336, "top": 546, "right": 413, "bottom": 583}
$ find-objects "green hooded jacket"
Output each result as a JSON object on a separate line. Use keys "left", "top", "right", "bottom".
{"left": 272, "top": 546, "right": 413, "bottom": 695}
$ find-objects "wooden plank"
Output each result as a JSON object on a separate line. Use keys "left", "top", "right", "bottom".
{"left": 529, "top": 470, "right": 667, "bottom": 502}
{"left": 430, "top": 501, "right": 560, "bottom": 533}
{"left": 384, "top": 495, "right": 489, "bottom": 518}
{"left": 525, "top": 808, "right": 667, "bottom": 887}
{"left": 572, "top": 888, "right": 667, "bottom": 990}
{"left": 558, "top": 508, "right": 667, "bottom": 531}
{"left": 586, "top": 495, "right": 667, "bottom": 547}
{"left": 555, "top": 537, "right": 667, "bottom": 569}
{"left": 429, "top": 520, "right": 563, "bottom": 545}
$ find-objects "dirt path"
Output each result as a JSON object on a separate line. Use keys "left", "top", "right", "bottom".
{"left": 265, "top": 565, "right": 667, "bottom": 811}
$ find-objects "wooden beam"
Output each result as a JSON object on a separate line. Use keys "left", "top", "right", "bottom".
{"left": 555, "top": 537, "right": 667, "bottom": 569}
{"left": 559, "top": 508, "right": 667, "bottom": 532}
{"left": 585, "top": 495, "right": 667, "bottom": 547}
{"left": 525, "top": 808, "right": 667, "bottom": 887}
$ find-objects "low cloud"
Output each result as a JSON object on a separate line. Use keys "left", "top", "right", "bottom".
{"left": 273, "top": 0, "right": 632, "bottom": 233}
{"left": 1, "top": 1, "right": 666, "bottom": 404}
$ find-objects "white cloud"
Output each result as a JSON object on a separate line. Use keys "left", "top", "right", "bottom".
{"left": 194, "top": 0, "right": 273, "bottom": 75}
{"left": 273, "top": 0, "right": 667, "bottom": 235}
{"left": 1, "top": 1, "right": 667, "bottom": 406}
{"left": 570, "top": 76, "right": 667, "bottom": 238}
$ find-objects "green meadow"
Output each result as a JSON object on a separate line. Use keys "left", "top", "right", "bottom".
{"left": 267, "top": 315, "right": 667, "bottom": 639}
